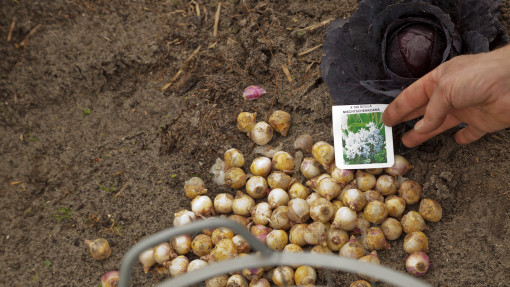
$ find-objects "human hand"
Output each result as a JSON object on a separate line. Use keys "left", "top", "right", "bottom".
{"left": 382, "top": 45, "right": 510, "bottom": 148}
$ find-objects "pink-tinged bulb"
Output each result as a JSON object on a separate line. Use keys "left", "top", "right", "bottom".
{"left": 406, "top": 252, "right": 430, "bottom": 276}
{"left": 243, "top": 85, "right": 266, "bottom": 101}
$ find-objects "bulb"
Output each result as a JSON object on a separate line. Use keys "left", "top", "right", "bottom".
{"left": 376, "top": 175, "right": 397, "bottom": 195}
{"left": 266, "top": 230, "right": 288, "bottom": 251}
{"left": 214, "top": 193, "right": 234, "bottom": 214}
{"left": 288, "top": 182, "right": 311, "bottom": 199}
{"left": 310, "top": 198, "right": 335, "bottom": 223}
{"left": 288, "top": 198, "right": 310, "bottom": 223}
{"left": 267, "top": 188, "right": 290, "bottom": 209}
{"left": 270, "top": 206, "right": 291, "bottom": 230}
{"left": 358, "top": 251, "right": 381, "bottom": 281}
{"left": 406, "top": 252, "right": 430, "bottom": 276}
{"left": 401, "top": 211, "right": 428, "bottom": 234}
{"left": 249, "top": 278, "right": 271, "bottom": 287}
{"left": 212, "top": 227, "right": 235, "bottom": 245}
{"left": 153, "top": 242, "right": 177, "bottom": 264}
{"left": 187, "top": 259, "right": 208, "bottom": 272}
{"left": 206, "top": 275, "right": 229, "bottom": 287}
{"left": 326, "top": 227, "right": 349, "bottom": 251}
{"left": 419, "top": 198, "right": 442, "bottom": 222}
{"left": 172, "top": 235, "right": 192, "bottom": 255}
{"left": 85, "top": 238, "right": 111, "bottom": 261}
{"left": 350, "top": 280, "right": 372, "bottom": 287}
{"left": 227, "top": 274, "right": 248, "bottom": 287}
{"left": 404, "top": 231, "right": 429, "bottom": 254}
{"left": 361, "top": 227, "right": 389, "bottom": 251}
{"left": 381, "top": 217, "right": 403, "bottom": 241}
{"left": 237, "top": 112, "right": 257, "bottom": 133}
{"left": 312, "top": 141, "right": 335, "bottom": 170}
{"left": 250, "top": 225, "right": 272, "bottom": 244}
{"left": 138, "top": 248, "right": 156, "bottom": 273}
{"left": 205, "top": 239, "right": 237, "bottom": 262}
{"left": 101, "top": 271, "right": 120, "bottom": 287}
{"left": 332, "top": 206, "right": 357, "bottom": 230}
{"left": 191, "top": 234, "right": 213, "bottom": 256}
{"left": 267, "top": 171, "right": 292, "bottom": 190}
{"left": 191, "top": 195, "right": 215, "bottom": 217}
{"left": 316, "top": 176, "right": 341, "bottom": 200}
{"left": 289, "top": 223, "right": 308, "bottom": 247}
{"left": 283, "top": 243, "right": 304, "bottom": 253}
{"left": 398, "top": 180, "right": 422, "bottom": 205}
{"left": 294, "top": 134, "right": 313, "bottom": 153}
{"left": 363, "top": 200, "right": 388, "bottom": 224}
{"left": 173, "top": 209, "right": 197, "bottom": 227}
{"left": 331, "top": 200, "right": 345, "bottom": 216}
{"left": 294, "top": 266, "right": 317, "bottom": 285}
{"left": 224, "top": 167, "right": 247, "bottom": 189}
{"left": 232, "top": 235, "right": 251, "bottom": 254}
{"left": 250, "top": 156, "right": 272, "bottom": 177}
{"left": 210, "top": 158, "right": 226, "bottom": 185}
{"left": 385, "top": 155, "right": 412, "bottom": 176}
{"left": 384, "top": 195, "right": 406, "bottom": 218}
{"left": 356, "top": 170, "right": 376, "bottom": 191}
{"left": 304, "top": 221, "right": 327, "bottom": 246}
{"left": 272, "top": 266, "right": 295, "bottom": 286}
{"left": 232, "top": 191, "right": 255, "bottom": 216}
{"left": 245, "top": 176, "right": 269, "bottom": 199}
{"left": 300, "top": 157, "right": 323, "bottom": 179}
{"left": 364, "top": 189, "right": 384, "bottom": 202}
{"left": 268, "top": 110, "right": 291, "bottom": 136}
{"left": 330, "top": 166, "right": 354, "bottom": 186}
{"left": 342, "top": 188, "right": 367, "bottom": 211}
{"left": 311, "top": 245, "right": 333, "bottom": 254}
{"left": 240, "top": 253, "right": 265, "bottom": 281}
{"left": 356, "top": 212, "right": 371, "bottom": 233}
{"left": 272, "top": 151, "right": 294, "bottom": 171}
{"left": 184, "top": 176, "right": 207, "bottom": 199}
{"left": 249, "top": 121, "right": 273, "bottom": 145}
{"left": 224, "top": 148, "right": 245, "bottom": 170}
{"left": 251, "top": 202, "right": 272, "bottom": 225}
{"left": 243, "top": 85, "right": 266, "bottom": 101}
{"left": 339, "top": 236, "right": 365, "bottom": 259}
{"left": 168, "top": 255, "right": 189, "bottom": 277}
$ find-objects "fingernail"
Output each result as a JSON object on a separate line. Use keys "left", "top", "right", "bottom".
{"left": 414, "top": 119, "right": 424, "bottom": 130}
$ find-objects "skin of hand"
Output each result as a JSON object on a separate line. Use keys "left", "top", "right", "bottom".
{"left": 382, "top": 44, "right": 510, "bottom": 148}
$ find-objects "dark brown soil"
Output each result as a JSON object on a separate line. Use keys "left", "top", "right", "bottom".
{"left": 1, "top": 1, "right": 509, "bottom": 286}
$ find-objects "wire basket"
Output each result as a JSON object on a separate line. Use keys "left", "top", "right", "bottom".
{"left": 118, "top": 218, "right": 431, "bottom": 287}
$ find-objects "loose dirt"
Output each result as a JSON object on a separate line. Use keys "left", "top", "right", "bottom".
{"left": 1, "top": 1, "right": 509, "bottom": 286}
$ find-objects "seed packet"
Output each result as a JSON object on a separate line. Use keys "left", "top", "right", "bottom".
{"left": 332, "top": 104, "right": 394, "bottom": 169}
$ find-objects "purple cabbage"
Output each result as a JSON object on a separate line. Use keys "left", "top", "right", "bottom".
{"left": 321, "top": 0, "right": 508, "bottom": 102}
{"left": 321, "top": 0, "right": 508, "bottom": 153}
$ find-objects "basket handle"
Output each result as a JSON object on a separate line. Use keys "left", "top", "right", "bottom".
{"left": 118, "top": 217, "right": 431, "bottom": 287}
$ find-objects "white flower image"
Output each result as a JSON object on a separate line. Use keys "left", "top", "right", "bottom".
{"left": 343, "top": 121, "right": 384, "bottom": 161}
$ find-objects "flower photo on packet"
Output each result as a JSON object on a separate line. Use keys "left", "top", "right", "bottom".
{"left": 332, "top": 104, "right": 394, "bottom": 169}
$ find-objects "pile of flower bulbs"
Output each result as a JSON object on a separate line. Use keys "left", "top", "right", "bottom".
{"left": 133, "top": 110, "right": 442, "bottom": 287}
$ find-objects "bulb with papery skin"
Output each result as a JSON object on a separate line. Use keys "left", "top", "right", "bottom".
{"left": 312, "top": 141, "right": 335, "bottom": 170}
{"left": 419, "top": 198, "right": 442, "bottom": 222}
{"left": 191, "top": 234, "right": 213, "bottom": 256}
{"left": 101, "top": 271, "right": 120, "bottom": 287}
{"left": 85, "top": 238, "right": 111, "bottom": 261}
{"left": 250, "top": 156, "right": 272, "bottom": 177}
{"left": 249, "top": 121, "right": 273, "bottom": 145}
{"left": 406, "top": 252, "right": 430, "bottom": 276}
{"left": 269, "top": 110, "right": 291, "bottom": 136}
{"left": 237, "top": 112, "right": 257, "bottom": 133}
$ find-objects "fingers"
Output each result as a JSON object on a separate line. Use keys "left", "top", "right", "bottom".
{"left": 382, "top": 69, "right": 438, "bottom": 127}
{"left": 454, "top": 125, "right": 486, "bottom": 145}
{"left": 413, "top": 83, "right": 452, "bottom": 134}
{"left": 401, "top": 115, "right": 461, "bottom": 147}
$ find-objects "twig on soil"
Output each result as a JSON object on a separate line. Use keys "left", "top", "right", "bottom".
{"left": 298, "top": 44, "right": 322, "bottom": 57}
{"left": 19, "top": 24, "right": 42, "bottom": 47}
{"left": 190, "top": 0, "right": 200, "bottom": 17}
{"left": 7, "top": 16, "right": 16, "bottom": 42}
{"left": 281, "top": 63, "right": 293, "bottom": 83}
{"left": 295, "top": 18, "right": 334, "bottom": 32}
{"left": 161, "top": 45, "right": 201, "bottom": 91}
{"left": 213, "top": 2, "right": 222, "bottom": 38}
